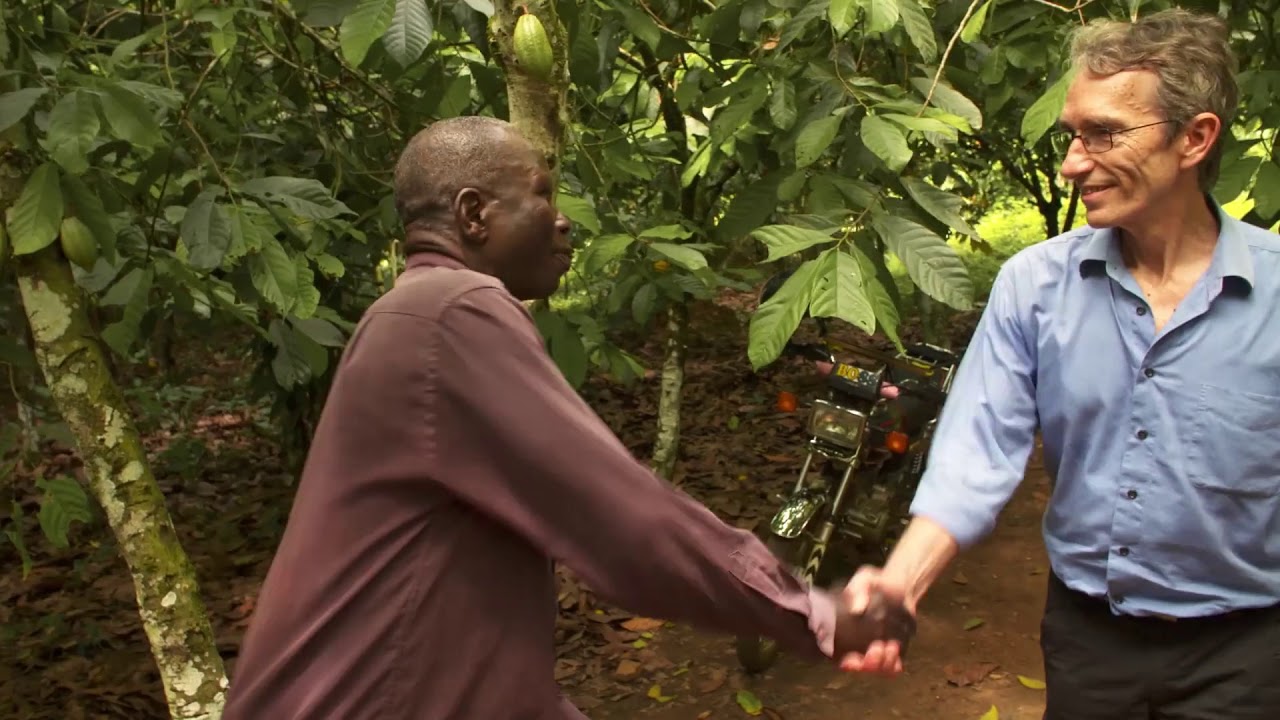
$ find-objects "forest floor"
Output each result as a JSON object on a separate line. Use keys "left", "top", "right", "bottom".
{"left": 0, "top": 287, "right": 1053, "bottom": 720}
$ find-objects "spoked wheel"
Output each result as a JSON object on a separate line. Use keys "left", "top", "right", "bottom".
{"left": 735, "top": 534, "right": 821, "bottom": 674}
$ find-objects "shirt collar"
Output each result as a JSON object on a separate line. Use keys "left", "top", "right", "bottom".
{"left": 1077, "top": 195, "right": 1254, "bottom": 290}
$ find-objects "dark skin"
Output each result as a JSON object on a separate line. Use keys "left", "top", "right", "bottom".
{"left": 406, "top": 129, "right": 573, "bottom": 301}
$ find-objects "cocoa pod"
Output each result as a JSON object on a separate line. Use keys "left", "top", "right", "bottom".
{"left": 513, "top": 12, "right": 554, "bottom": 82}
{"left": 58, "top": 216, "right": 99, "bottom": 270}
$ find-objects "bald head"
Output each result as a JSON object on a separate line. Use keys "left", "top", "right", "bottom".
{"left": 393, "top": 116, "right": 533, "bottom": 237}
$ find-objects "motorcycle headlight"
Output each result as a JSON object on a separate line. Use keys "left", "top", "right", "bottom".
{"left": 807, "top": 399, "right": 867, "bottom": 450}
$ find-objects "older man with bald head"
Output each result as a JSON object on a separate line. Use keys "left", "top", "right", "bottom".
{"left": 221, "top": 116, "right": 912, "bottom": 720}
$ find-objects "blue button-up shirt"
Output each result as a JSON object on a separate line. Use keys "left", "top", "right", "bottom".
{"left": 910, "top": 200, "right": 1280, "bottom": 618}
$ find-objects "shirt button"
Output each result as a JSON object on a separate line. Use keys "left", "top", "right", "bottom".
{"left": 1143, "top": 367, "right": 1155, "bottom": 378}
{"left": 1118, "top": 547, "right": 1130, "bottom": 557}
{"left": 1136, "top": 306, "right": 1148, "bottom": 316}
{"left": 1127, "top": 489, "right": 1138, "bottom": 500}
{"left": 1136, "top": 429, "right": 1149, "bottom": 440}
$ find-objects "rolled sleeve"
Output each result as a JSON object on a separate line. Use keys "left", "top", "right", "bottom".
{"left": 909, "top": 262, "right": 1040, "bottom": 548}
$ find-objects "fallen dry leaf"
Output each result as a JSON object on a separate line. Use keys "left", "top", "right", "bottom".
{"left": 621, "top": 617, "right": 666, "bottom": 633}
{"left": 944, "top": 661, "right": 999, "bottom": 687}
{"left": 696, "top": 665, "right": 727, "bottom": 694}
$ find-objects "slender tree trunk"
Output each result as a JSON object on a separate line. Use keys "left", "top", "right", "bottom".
{"left": 3, "top": 150, "right": 228, "bottom": 720}
{"left": 651, "top": 304, "right": 687, "bottom": 480}
{"left": 491, "top": 0, "right": 570, "bottom": 175}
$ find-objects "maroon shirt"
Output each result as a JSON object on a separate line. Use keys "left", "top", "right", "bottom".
{"left": 222, "top": 251, "right": 837, "bottom": 720}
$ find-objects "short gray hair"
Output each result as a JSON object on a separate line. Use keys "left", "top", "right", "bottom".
{"left": 1068, "top": 8, "right": 1239, "bottom": 191}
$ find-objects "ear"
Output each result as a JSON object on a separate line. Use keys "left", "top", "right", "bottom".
{"left": 453, "top": 188, "right": 488, "bottom": 246}
{"left": 1179, "top": 112, "right": 1222, "bottom": 172}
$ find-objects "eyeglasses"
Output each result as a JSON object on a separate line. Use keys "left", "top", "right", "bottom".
{"left": 1050, "top": 120, "right": 1177, "bottom": 154}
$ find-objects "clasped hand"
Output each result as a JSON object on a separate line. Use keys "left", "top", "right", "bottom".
{"left": 831, "top": 566, "right": 916, "bottom": 676}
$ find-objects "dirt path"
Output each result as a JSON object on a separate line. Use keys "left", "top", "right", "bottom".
{"left": 582, "top": 446, "right": 1054, "bottom": 720}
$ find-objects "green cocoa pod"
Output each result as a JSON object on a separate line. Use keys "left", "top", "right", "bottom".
{"left": 513, "top": 13, "right": 554, "bottom": 82}
{"left": 58, "top": 216, "right": 99, "bottom": 270}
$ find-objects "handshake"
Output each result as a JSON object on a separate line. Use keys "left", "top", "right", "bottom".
{"left": 830, "top": 585, "right": 917, "bottom": 671}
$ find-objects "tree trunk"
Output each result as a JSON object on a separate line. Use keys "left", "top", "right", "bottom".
{"left": 4, "top": 153, "right": 229, "bottom": 719}
{"left": 491, "top": 0, "right": 570, "bottom": 175}
{"left": 651, "top": 304, "right": 687, "bottom": 481}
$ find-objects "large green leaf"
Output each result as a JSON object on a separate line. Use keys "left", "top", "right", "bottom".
{"left": 238, "top": 176, "right": 354, "bottom": 219}
{"left": 717, "top": 173, "right": 784, "bottom": 241}
{"left": 750, "top": 224, "right": 840, "bottom": 262}
{"left": 181, "top": 190, "right": 233, "bottom": 272}
{"left": 268, "top": 319, "right": 326, "bottom": 389}
{"left": 851, "top": 245, "right": 902, "bottom": 349}
{"left": 961, "top": 0, "right": 993, "bottom": 43}
{"left": 61, "top": 174, "right": 116, "bottom": 261}
{"left": 7, "top": 163, "right": 64, "bottom": 255}
{"left": 770, "top": 78, "right": 797, "bottom": 130}
{"left": 710, "top": 80, "right": 769, "bottom": 143}
{"left": 747, "top": 257, "right": 820, "bottom": 370}
{"left": 808, "top": 248, "right": 875, "bottom": 335}
{"left": 865, "top": 0, "right": 901, "bottom": 34}
{"left": 1252, "top": 162, "right": 1280, "bottom": 220}
{"left": 828, "top": 0, "right": 858, "bottom": 36}
{"left": 0, "top": 88, "right": 48, "bottom": 132}
{"left": 293, "top": 259, "right": 322, "bottom": 319}
{"left": 292, "top": 317, "right": 347, "bottom": 348}
{"left": 101, "top": 267, "right": 155, "bottom": 357}
{"left": 250, "top": 237, "right": 299, "bottom": 314}
{"left": 43, "top": 91, "right": 100, "bottom": 174}
{"left": 901, "top": 177, "right": 980, "bottom": 240}
{"left": 582, "top": 234, "right": 635, "bottom": 274}
{"left": 897, "top": 0, "right": 937, "bottom": 61}
{"left": 796, "top": 115, "right": 843, "bottom": 168}
{"left": 556, "top": 193, "right": 601, "bottom": 235}
{"left": 650, "top": 243, "right": 708, "bottom": 271}
{"left": 340, "top": 0, "right": 397, "bottom": 66}
{"left": 861, "top": 115, "right": 912, "bottom": 172}
{"left": 36, "top": 476, "right": 92, "bottom": 549}
{"left": 98, "top": 82, "right": 162, "bottom": 148}
{"left": 910, "top": 77, "right": 983, "bottom": 131}
{"left": 384, "top": 0, "right": 433, "bottom": 67}
{"left": 1022, "top": 72, "right": 1072, "bottom": 145}
{"left": 871, "top": 214, "right": 973, "bottom": 310}
{"left": 533, "top": 307, "right": 589, "bottom": 388}
{"left": 461, "top": 0, "right": 494, "bottom": 15}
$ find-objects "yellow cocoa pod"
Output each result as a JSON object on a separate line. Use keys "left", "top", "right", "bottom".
{"left": 58, "top": 216, "right": 99, "bottom": 270}
{"left": 513, "top": 13, "right": 554, "bottom": 82}
{"left": 653, "top": 259, "right": 671, "bottom": 272}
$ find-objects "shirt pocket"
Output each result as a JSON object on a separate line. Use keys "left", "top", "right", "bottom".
{"left": 1187, "top": 383, "right": 1280, "bottom": 498}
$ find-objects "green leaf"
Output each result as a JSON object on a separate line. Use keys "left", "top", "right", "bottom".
{"left": 315, "top": 253, "right": 346, "bottom": 278}
{"left": 462, "top": 0, "right": 495, "bottom": 15}
{"left": 829, "top": 0, "right": 858, "bottom": 36}
{"left": 735, "top": 689, "right": 765, "bottom": 716}
{"left": 901, "top": 177, "right": 980, "bottom": 240}
{"left": 961, "top": 0, "right": 993, "bottom": 43}
{"left": 747, "top": 257, "right": 821, "bottom": 370}
{"left": 964, "top": 616, "right": 985, "bottom": 630}
{"left": 1212, "top": 151, "right": 1261, "bottom": 204}
{"left": 101, "top": 267, "right": 154, "bottom": 357}
{"left": 610, "top": 0, "right": 662, "bottom": 50}
{"left": 239, "top": 176, "right": 354, "bottom": 219}
{"left": 1022, "top": 72, "right": 1072, "bottom": 145}
{"left": 384, "top": 0, "right": 433, "bottom": 67}
{"left": 61, "top": 174, "right": 117, "bottom": 261}
{"left": 898, "top": 0, "right": 937, "bottom": 61}
{"left": 796, "top": 115, "right": 843, "bottom": 168}
{"left": 710, "top": 81, "right": 769, "bottom": 143}
{"left": 340, "top": 0, "right": 397, "bottom": 66}
{"left": 750, "top": 224, "right": 839, "bottom": 262}
{"left": 1251, "top": 162, "right": 1280, "bottom": 219}
{"left": 533, "top": 307, "right": 589, "bottom": 387}
{"left": 884, "top": 113, "right": 959, "bottom": 138}
{"left": 36, "top": 476, "right": 92, "bottom": 549}
{"left": 437, "top": 74, "right": 473, "bottom": 117}
{"left": 649, "top": 243, "right": 708, "bottom": 271}
{"left": 639, "top": 224, "right": 693, "bottom": 240}
{"left": 872, "top": 213, "right": 973, "bottom": 311}
{"left": 0, "top": 88, "right": 48, "bottom": 132}
{"left": 292, "top": 317, "right": 346, "bottom": 348}
{"left": 910, "top": 77, "right": 983, "bottom": 131}
{"left": 717, "top": 173, "right": 784, "bottom": 241}
{"left": 181, "top": 190, "right": 233, "bottom": 272}
{"left": 6, "top": 163, "right": 64, "bottom": 255}
{"left": 97, "top": 83, "right": 162, "bottom": 149}
{"left": 556, "top": 193, "right": 601, "bottom": 235}
{"left": 632, "top": 283, "right": 658, "bottom": 324}
{"left": 43, "top": 91, "right": 100, "bottom": 174}
{"left": 770, "top": 79, "right": 797, "bottom": 130}
{"left": 250, "top": 237, "right": 299, "bottom": 314}
{"left": 116, "top": 81, "right": 183, "bottom": 109}
{"left": 851, "top": 246, "right": 902, "bottom": 349}
{"left": 293, "top": 260, "right": 322, "bottom": 319}
{"left": 861, "top": 115, "right": 912, "bottom": 172}
{"left": 824, "top": 175, "right": 879, "bottom": 210}
{"left": 809, "top": 248, "right": 875, "bottom": 335}
{"left": 583, "top": 234, "right": 635, "bottom": 274}
{"left": 865, "top": 0, "right": 901, "bottom": 34}
{"left": 269, "top": 320, "right": 316, "bottom": 389}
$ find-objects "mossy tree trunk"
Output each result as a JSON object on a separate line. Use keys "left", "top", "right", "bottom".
{"left": 651, "top": 304, "right": 687, "bottom": 481}
{"left": 2, "top": 147, "right": 229, "bottom": 720}
{"left": 491, "top": 0, "right": 570, "bottom": 177}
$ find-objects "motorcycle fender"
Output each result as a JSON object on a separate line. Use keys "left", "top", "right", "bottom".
{"left": 768, "top": 492, "right": 826, "bottom": 539}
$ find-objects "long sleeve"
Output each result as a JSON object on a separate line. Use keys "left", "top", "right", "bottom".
{"left": 423, "top": 286, "right": 835, "bottom": 660}
{"left": 908, "top": 261, "right": 1040, "bottom": 549}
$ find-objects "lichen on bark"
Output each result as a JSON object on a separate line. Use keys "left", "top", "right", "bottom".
{"left": 651, "top": 304, "right": 687, "bottom": 480}
{"left": 11, "top": 242, "right": 228, "bottom": 719}
{"left": 491, "top": 0, "right": 570, "bottom": 177}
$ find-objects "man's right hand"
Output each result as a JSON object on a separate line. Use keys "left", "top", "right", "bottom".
{"left": 837, "top": 565, "right": 916, "bottom": 676}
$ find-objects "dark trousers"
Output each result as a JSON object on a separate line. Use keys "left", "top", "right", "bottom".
{"left": 1040, "top": 573, "right": 1280, "bottom": 720}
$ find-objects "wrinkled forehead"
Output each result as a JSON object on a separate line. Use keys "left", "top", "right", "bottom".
{"left": 1060, "top": 68, "right": 1163, "bottom": 128}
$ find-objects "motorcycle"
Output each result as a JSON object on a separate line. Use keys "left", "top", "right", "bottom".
{"left": 735, "top": 274, "right": 960, "bottom": 673}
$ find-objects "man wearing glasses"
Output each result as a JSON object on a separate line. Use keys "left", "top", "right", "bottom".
{"left": 838, "top": 9, "right": 1280, "bottom": 719}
